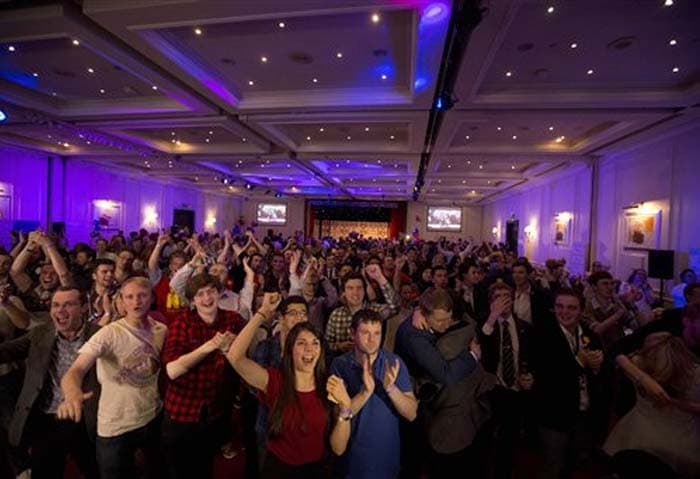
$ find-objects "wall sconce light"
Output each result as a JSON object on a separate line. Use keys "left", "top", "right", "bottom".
{"left": 491, "top": 226, "right": 499, "bottom": 239}
{"left": 143, "top": 205, "right": 159, "bottom": 228}
{"left": 524, "top": 224, "right": 536, "bottom": 241}
{"left": 555, "top": 212, "right": 573, "bottom": 222}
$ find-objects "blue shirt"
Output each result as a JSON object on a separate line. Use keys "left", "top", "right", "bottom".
{"left": 330, "top": 348, "right": 412, "bottom": 479}
{"left": 252, "top": 334, "right": 282, "bottom": 438}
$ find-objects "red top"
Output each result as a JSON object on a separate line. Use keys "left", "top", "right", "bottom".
{"left": 163, "top": 309, "right": 243, "bottom": 422}
{"left": 259, "top": 368, "right": 328, "bottom": 465}
{"left": 153, "top": 273, "right": 186, "bottom": 326}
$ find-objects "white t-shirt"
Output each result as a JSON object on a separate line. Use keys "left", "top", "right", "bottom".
{"left": 79, "top": 317, "right": 167, "bottom": 438}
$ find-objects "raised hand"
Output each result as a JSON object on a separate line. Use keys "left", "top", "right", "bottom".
{"left": 156, "top": 232, "right": 171, "bottom": 247}
{"left": 290, "top": 249, "right": 302, "bottom": 274}
{"left": 242, "top": 256, "right": 254, "bottom": 276}
{"left": 326, "top": 374, "right": 351, "bottom": 407}
{"left": 364, "top": 264, "right": 384, "bottom": 282}
{"left": 260, "top": 292, "right": 282, "bottom": 316}
{"left": 382, "top": 358, "right": 400, "bottom": 391}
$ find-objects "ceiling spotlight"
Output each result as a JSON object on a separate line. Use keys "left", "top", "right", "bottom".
{"left": 99, "top": 88, "right": 105, "bottom": 94}
{"left": 389, "top": 135, "right": 395, "bottom": 140}
{"left": 170, "top": 139, "right": 176, "bottom": 144}
{"left": 8, "top": 46, "right": 16, "bottom": 52}
{"left": 306, "top": 136, "right": 311, "bottom": 141}
{"left": 447, "top": 164, "right": 452, "bottom": 169}
{"left": 497, "top": 126, "right": 502, "bottom": 131}
{"left": 175, "top": 140, "right": 181, "bottom": 145}
{"left": 505, "top": 71, "right": 512, "bottom": 77}
{"left": 511, "top": 164, "right": 516, "bottom": 169}
{"left": 371, "top": 13, "right": 380, "bottom": 23}
{"left": 194, "top": 27, "right": 203, "bottom": 35}
{"left": 151, "top": 85, "right": 158, "bottom": 90}
{"left": 52, "top": 92, "right": 57, "bottom": 96}
{"left": 664, "top": 0, "right": 673, "bottom": 6}
{"left": 336, "top": 52, "right": 343, "bottom": 59}
{"left": 669, "top": 39, "right": 677, "bottom": 46}
{"left": 312, "top": 78, "right": 318, "bottom": 83}
{"left": 319, "top": 127, "right": 324, "bottom": 132}
{"left": 548, "top": 126, "right": 554, "bottom": 131}
{"left": 672, "top": 66, "right": 680, "bottom": 73}
{"left": 261, "top": 56, "right": 268, "bottom": 63}
{"left": 570, "top": 42, "right": 578, "bottom": 49}
{"left": 223, "top": 178, "right": 229, "bottom": 185}
{"left": 275, "top": 192, "right": 282, "bottom": 198}
{"left": 245, "top": 183, "right": 253, "bottom": 190}
{"left": 72, "top": 39, "right": 80, "bottom": 46}
{"left": 87, "top": 68, "right": 95, "bottom": 74}
{"left": 278, "top": 21, "right": 286, "bottom": 28}
{"left": 171, "top": 131, "right": 176, "bottom": 136}
{"left": 62, "top": 142, "right": 70, "bottom": 148}
{"left": 587, "top": 69, "right": 594, "bottom": 75}
{"left": 205, "top": 138, "right": 210, "bottom": 143}
{"left": 546, "top": 6, "right": 554, "bottom": 14}
{"left": 465, "top": 135, "right": 470, "bottom": 140}
{"left": 381, "top": 74, "right": 387, "bottom": 80}
{"left": 512, "top": 135, "right": 517, "bottom": 140}
{"left": 346, "top": 135, "right": 352, "bottom": 140}
{"left": 248, "top": 80, "right": 255, "bottom": 86}
{"left": 365, "top": 127, "right": 370, "bottom": 132}
{"left": 479, "top": 164, "right": 484, "bottom": 169}
{"left": 242, "top": 137, "right": 247, "bottom": 142}
{"left": 32, "top": 72, "right": 39, "bottom": 77}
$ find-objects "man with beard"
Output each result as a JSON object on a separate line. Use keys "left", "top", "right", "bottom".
{"left": 329, "top": 309, "right": 417, "bottom": 479}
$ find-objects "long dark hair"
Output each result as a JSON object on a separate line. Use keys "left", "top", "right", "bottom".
{"left": 268, "top": 322, "right": 329, "bottom": 436}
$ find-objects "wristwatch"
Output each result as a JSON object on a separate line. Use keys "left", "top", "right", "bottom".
{"left": 339, "top": 407, "right": 353, "bottom": 421}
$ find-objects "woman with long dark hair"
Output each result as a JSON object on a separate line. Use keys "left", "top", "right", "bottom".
{"left": 226, "top": 293, "right": 351, "bottom": 478}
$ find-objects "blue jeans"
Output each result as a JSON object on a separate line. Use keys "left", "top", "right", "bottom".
{"left": 96, "top": 415, "right": 163, "bottom": 479}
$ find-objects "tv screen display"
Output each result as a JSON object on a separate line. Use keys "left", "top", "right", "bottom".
{"left": 256, "top": 203, "right": 287, "bottom": 225}
{"left": 427, "top": 206, "right": 462, "bottom": 232}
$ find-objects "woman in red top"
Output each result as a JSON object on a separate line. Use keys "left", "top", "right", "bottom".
{"left": 226, "top": 292, "right": 351, "bottom": 479}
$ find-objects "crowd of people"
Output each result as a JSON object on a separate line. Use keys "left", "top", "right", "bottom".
{"left": 0, "top": 226, "right": 698, "bottom": 479}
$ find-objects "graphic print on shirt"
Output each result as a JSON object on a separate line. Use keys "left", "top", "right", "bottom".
{"left": 114, "top": 343, "right": 161, "bottom": 387}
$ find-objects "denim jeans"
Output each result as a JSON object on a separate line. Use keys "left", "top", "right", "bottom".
{"left": 161, "top": 412, "right": 226, "bottom": 479}
{"left": 96, "top": 415, "right": 164, "bottom": 479}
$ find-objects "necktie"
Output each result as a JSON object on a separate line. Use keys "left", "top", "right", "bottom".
{"left": 501, "top": 322, "right": 516, "bottom": 388}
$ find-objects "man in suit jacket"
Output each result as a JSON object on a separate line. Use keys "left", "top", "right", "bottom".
{"left": 478, "top": 281, "right": 534, "bottom": 479}
{"left": 531, "top": 288, "right": 608, "bottom": 479}
{"left": 0, "top": 286, "right": 100, "bottom": 479}
{"left": 458, "top": 260, "right": 489, "bottom": 324}
{"left": 511, "top": 259, "right": 552, "bottom": 327}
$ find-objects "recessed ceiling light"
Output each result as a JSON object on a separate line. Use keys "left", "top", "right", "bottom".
{"left": 465, "top": 135, "right": 470, "bottom": 140}
{"left": 479, "top": 164, "right": 484, "bottom": 169}
{"left": 312, "top": 78, "right": 318, "bottom": 83}
{"left": 175, "top": 140, "right": 181, "bottom": 145}
{"left": 497, "top": 126, "right": 502, "bottom": 131}
{"left": 467, "top": 160, "right": 471, "bottom": 165}
{"left": 389, "top": 135, "right": 395, "bottom": 140}
{"left": 151, "top": 85, "right": 158, "bottom": 91}
{"left": 72, "top": 39, "right": 80, "bottom": 46}
{"left": 205, "top": 138, "right": 210, "bottom": 143}
{"left": 319, "top": 128, "right": 325, "bottom": 132}
{"left": 570, "top": 42, "right": 578, "bottom": 49}
{"left": 170, "top": 139, "right": 176, "bottom": 144}
{"left": 381, "top": 74, "right": 387, "bottom": 80}
{"left": 261, "top": 56, "right": 268, "bottom": 63}
{"left": 171, "top": 131, "right": 176, "bottom": 136}
{"left": 447, "top": 164, "right": 452, "bottom": 169}
{"left": 437, "top": 179, "right": 441, "bottom": 183}
{"left": 512, "top": 135, "right": 517, "bottom": 140}
{"left": 336, "top": 52, "right": 343, "bottom": 59}
{"left": 242, "top": 138, "right": 247, "bottom": 142}
{"left": 511, "top": 164, "right": 516, "bottom": 169}
{"left": 86, "top": 141, "right": 91, "bottom": 145}
{"left": 32, "top": 72, "right": 39, "bottom": 77}
{"left": 306, "top": 136, "right": 311, "bottom": 141}
{"left": 546, "top": 6, "right": 554, "bottom": 14}
{"left": 371, "top": 13, "right": 380, "bottom": 23}
{"left": 99, "top": 88, "right": 105, "bottom": 94}
{"left": 365, "top": 127, "right": 370, "bottom": 132}
{"left": 548, "top": 126, "right": 555, "bottom": 131}
{"left": 587, "top": 69, "right": 594, "bottom": 75}
{"left": 672, "top": 66, "right": 680, "bottom": 73}
{"left": 87, "top": 67, "right": 95, "bottom": 74}
{"left": 487, "top": 180, "right": 491, "bottom": 184}
{"left": 194, "top": 27, "right": 202, "bottom": 35}
{"left": 462, "top": 180, "right": 466, "bottom": 184}
{"left": 505, "top": 71, "right": 512, "bottom": 77}
{"left": 346, "top": 135, "right": 352, "bottom": 140}
{"left": 668, "top": 39, "right": 677, "bottom": 46}
{"left": 278, "top": 21, "right": 286, "bottom": 28}
{"left": 63, "top": 142, "right": 70, "bottom": 148}
{"left": 248, "top": 80, "right": 255, "bottom": 86}
{"left": 664, "top": 0, "right": 673, "bottom": 6}
{"left": 7, "top": 46, "right": 16, "bottom": 52}
{"left": 52, "top": 92, "right": 57, "bottom": 96}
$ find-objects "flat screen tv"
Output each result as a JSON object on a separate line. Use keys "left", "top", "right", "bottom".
{"left": 427, "top": 206, "right": 462, "bottom": 232}
{"left": 256, "top": 203, "right": 287, "bottom": 225}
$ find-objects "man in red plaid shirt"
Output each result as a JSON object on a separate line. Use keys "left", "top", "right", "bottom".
{"left": 161, "top": 273, "right": 243, "bottom": 479}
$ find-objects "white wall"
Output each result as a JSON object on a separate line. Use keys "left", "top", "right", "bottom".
{"left": 481, "top": 165, "right": 593, "bottom": 274}
{"left": 594, "top": 123, "right": 700, "bottom": 282}
{"left": 406, "top": 201, "right": 483, "bottom": 241}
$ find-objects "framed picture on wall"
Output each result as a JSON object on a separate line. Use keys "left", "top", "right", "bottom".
{"left": 553, "top": 215, "right": 572, "bottom": 246}
{"left": 426, "top": 206, "right": 462, "bottom": 232}
{"left": 622, "top": 211, "right": 660, "bottom": 250}
{"left": 93, "top": 199, "right": 124, "bottom": 232}
{"left": 0, "top": 195, "right": 11, "bottom": 221}
{"left": 256, "top": 203, "right": 287, "bottom": 225}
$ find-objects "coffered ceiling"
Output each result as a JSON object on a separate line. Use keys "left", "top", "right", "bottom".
{"left": 1, "top": 0, "right": 698, "bottom": 205}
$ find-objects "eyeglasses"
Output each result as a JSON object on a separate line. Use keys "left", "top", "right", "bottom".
{"left": 284, "top": 310, "right": 308, "bottom": 318}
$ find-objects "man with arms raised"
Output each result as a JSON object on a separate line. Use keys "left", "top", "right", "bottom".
{"left": 59, "top": 276, "right": 167, "bottom": 479}
{"left": 330, "top": 309, "right": 417, "bottom": 479}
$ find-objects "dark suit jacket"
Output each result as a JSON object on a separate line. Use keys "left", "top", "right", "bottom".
{"left": 460, "top": 283, "right": 489, "bottom": 324}
{"left": 530, "top": 318, "right": 608, "bottom": 432}
{"left": 478, "top": 315, "right": 532, "bottom": 378}
{"left": 0, "top": 322, "right": 100, "bottom": 446}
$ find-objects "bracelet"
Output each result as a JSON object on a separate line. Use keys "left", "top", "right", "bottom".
{"left": 385, "top": 384, "right": 398, "bottom": 395}
{"left": 339, "top": 407, "right": 353, "bottom": 421}
{"left": 255, "top": 310, "right": 269, "bottom": 321}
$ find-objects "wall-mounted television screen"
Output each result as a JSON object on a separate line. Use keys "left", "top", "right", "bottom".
{"left": 427, "top": 206, "right": 462, "bottom": 232}
{"left": 256, "top": 203, "right": 287, "bottom": 225}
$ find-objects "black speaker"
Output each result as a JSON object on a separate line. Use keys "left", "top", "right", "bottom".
{"left": 51, "top": 221, "right": 65, "bottom": 236}
{"left": 647, "top": 249, "right": 674, "bottom": 280}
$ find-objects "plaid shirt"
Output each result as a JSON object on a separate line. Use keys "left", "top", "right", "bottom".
{"left": 163, "top": 308, "right": 243, "bottom": 422}
{"left": 325, "top": 281, "right": 399, "bottom": 345}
